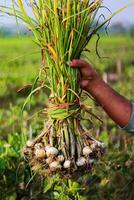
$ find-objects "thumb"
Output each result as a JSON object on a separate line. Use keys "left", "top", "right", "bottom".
{"left": 67, "top": 59, "right": 90, "bottom": 69}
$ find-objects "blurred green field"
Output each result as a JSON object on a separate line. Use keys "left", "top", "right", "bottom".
{"left": 0, "top": 37, "right": 40, "bottom": 97}
{"left": 1, "top": 35, "right": 134, "bottom": 96}
{"left": 0, "top": 35, "right": 134, "bottom": 200}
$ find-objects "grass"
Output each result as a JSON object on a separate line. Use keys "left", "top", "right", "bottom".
{"left": 83, "top": 35, "right": 134, "bottom": 72}
{"left": 0, "top": 36, "right": 40, "bottom": 97}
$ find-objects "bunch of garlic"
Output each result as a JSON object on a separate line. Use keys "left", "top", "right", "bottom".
{"left": 24, "top": 139, "right": 104, "bottom": 173}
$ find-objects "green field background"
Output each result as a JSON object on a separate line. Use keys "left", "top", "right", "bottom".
{"left": 0, "top": 35, "right": 134, "bottom": 200}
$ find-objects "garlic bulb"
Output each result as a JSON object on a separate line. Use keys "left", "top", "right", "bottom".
{"left": 63, "top": 160, "right": 71, "bottom": 169}
{"left": 26, "top": 140, "right": 34, "bottom": 147}
{"left": 34, "top": 143, "right": 43, "bottom": 149}
{"left": 35, "top": 149, "right": 46, "bottom": 159}
{"left": 49, "top": 161, "right": 61, "bottom": 169}
{"left": 76, "top": 157, "right": 86, "bottom": 167}
{"left": 83, "top": 146, "right": 92, "bottom": 156}
{"left": 31, "top": 164, "right": 40, "bottom": 172}
{"left": 45, "top": 145, "right": 51, "bottom": 151}
{"left": 46, "top": 157, "right": 53, "bottom": 164}
{"left": 46, "top": 147, "right": 58, "bottom": 157}
{"left": 57, "top": 155, "right": 64, "bottom": 163}
{"left": 89, "top": 159, "right": 94, "bottom": 164}
{"left": 23, "top": 147, "right": 32, "bottom": 157}
{"left": 90, "top": 143, "right": 97, "bottom": 150}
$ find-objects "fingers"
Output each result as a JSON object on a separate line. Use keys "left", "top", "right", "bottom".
{"left": 69, "top": 59, "right": 91, "bottom": 69}
{"left": 79, "top": 79, "right": 89, "bottom": 89}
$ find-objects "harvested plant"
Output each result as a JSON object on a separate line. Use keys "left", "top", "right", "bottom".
{"left": 1, "top": 0, "right": 131, "bottom": 177}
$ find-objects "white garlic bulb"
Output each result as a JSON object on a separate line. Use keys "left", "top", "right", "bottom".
{"left": 46, "top": 157, "right": 53, "bottom": 164}
{"left": 76, "top": 157, "right": 86, "bottom": 167}
{"left": 57, "top": 155, "right": 65, "bottom": 163}
{"left": 63, "top": 160, "right": 71, "bottom": 169}
{"left": 89, "top": 159, "right": 94, "bottom": 164}
{"left": 49, "top": 161, "right": 61, "bottom": 169}
{"left": 90, "top": 143, "right": 97, "bottom": 150}
{"left": 46, "top": 147, "right": 58, "bottom": 157}
{"left": 35, "top": 149, "right": 46, "bottom": 159}
{"left": 31, "top": 164, "right": 40, "bottom": 172}
{"left": 45, "top": 145, "right": 51, "bottom": 151}
{"left": 26, "top": 140, "right": 34, "bottom": 147}
{"left": 83, "top": 146, "right": 92, "bottom": 156}
{"left": 34, "top": 143, "right": 43, "bottom": 149}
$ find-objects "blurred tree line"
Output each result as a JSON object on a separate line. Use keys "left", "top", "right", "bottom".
{"left": 109, "top": 23, "right": 134, "bottom": 37}
{"left": 0, "top": 25, "right": 32, "bottom": 37}
{"left": 0, "top": 23, "right": 134, "bottom": 37}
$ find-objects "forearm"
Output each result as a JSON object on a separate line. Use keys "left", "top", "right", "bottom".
{"left": 86, "top": 76, "right": 132, "bottom": 127}
{"left": 70, "top": 59, "right": 132, "bottom": 128}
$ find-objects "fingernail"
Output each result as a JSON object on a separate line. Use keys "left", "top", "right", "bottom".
{"left": 72, "top": 59, "right": 77, "bottom": 65}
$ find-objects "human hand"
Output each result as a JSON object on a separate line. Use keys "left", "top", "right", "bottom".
{"left": 70, "top": 59, "right": 99, "bottom": 91}
{"left": 69, "top": 59, "right": 132, "bottom": 128}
